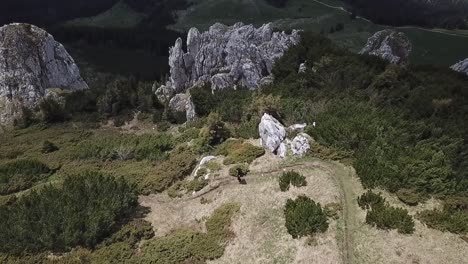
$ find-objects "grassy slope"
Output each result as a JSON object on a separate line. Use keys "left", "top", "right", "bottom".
{"left": 63, "top": 0, "right": 145, "bottom": 29}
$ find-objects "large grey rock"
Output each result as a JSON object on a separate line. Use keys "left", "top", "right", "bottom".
{"left": 0, "top": 23, "right": 88, "bottom": 125}
{"left": 360, "top": 30, "right": 412, "bottom": 65}
{"left": 451, "top": 58, "right": 468, "bottom": 75}
{"left": 157, "top": 22, "right": 300, "bottom": 97}
{"left": 168, "top": 93, "right": 197, "bottom": 122}
{"left": 291, "top": 133, "right": 311, "bottom": 157}
{"left": 259, "top": 113, "right": 286, "bottom": 153}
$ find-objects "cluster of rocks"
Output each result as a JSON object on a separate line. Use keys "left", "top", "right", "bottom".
{"left": 0, "top": 23, "right": 88, "bottom": 125}
{"left": 155, "top": 22, "right": 300, "bottom": 121}
{"left": 258, "top": 113, "right": 312, "bottom": 158}
{"left": 360, "top": 29, "right": 412, "bottom": 65}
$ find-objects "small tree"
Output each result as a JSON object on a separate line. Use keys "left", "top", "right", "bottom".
{"left": 357, "top": 190, "right": 385, "bottom": 209}
{"left": 279, "top": 171, "right": 307, "bottom": 192}
{"left": 229, "top": 164, "right": 250, "bottom": 178}
{"left": 284, "top": 195, "right": 328, "bottom": 238}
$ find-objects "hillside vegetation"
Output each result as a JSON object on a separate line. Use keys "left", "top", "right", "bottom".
{"left": 1, "top": 29, "right": 468, "bottom": 262}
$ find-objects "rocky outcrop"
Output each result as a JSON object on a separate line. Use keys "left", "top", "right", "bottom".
{"left": 258, "top": 114, "right": 312, "bottom": 158}
{"left": 168, "top": 93, "right": 197, "bottom": 121}
{"left": 360, "top": 29, "right": 412, "bottom": 65}
{"left": 291, "top": 134, "right": 311, "bottom": 157}
{"left": 298, "top": 62, "right": 307, "bottom": 73}
{"left": 0, "top": 23, "right": 88, "bottom": 125}
{"left": 156, "top": 22, "right": 300, "bottom": 98}
{"left": 259, "top": 113, "right": 286, "bottom": 153}
{"left": 451, "top": 58, "right": 468, "bottom": 75}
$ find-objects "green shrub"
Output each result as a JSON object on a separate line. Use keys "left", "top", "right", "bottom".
{"left": 284, "top": 195, "right": 328, "bottom": 238}
{"left": 164, "top": 109, "right": 186, "bottom": 124}
{"left": 136, "top": 203, "right": 240, "bottom": 264}
{"left": 279, "top": 171, "right": 307, "bottom": 192}
{"left": 0, "top": 172, "right": 138, "bottom": 255}
{"left": 417, "top": 197, "right": 468, "bottom": 234}
{"left": 157, "top": 121, "right": 171, "bottom": 132}
{"left": 141, "top": 150, "right": 197, "bottom": 193}
{"left": 41, "top": 140, "right": 59, "bottom": 154}
{"left": 417, "top": 209, "right": 468, "bottom": 234}
{"left": 357, "top": 190, "right": 386, "bottom": 210}
{"left": 168, "top": 178, "right": 208, "bottom": 198}
{"left": 39, "top": 98, "right": 69, "bottom": 123}
{"left": 102, "top": 219, "right": 154, "bottom": 247}
{"left": 177, "top": 127, "right": 200, "bottom": 143}
{"left": 396, "top": 189, "right": 425, "bottom": 206}
{"left": 74, "top": 133, "right": 174, "bottom": 161}
{"left": 0, "top": 159, "right": 51, "bottom": 195}
{"left": 216, "top": 139, "right": 265, "bottom": 165}
{"left": 199, "top": 113, "right": 231, "bottom": 146}
{"left": 190, "top": 85, "right": 252, "bottom": 122}
{"left": 228, "top": 164, "right": 250, "bottom": 178}
{"left": 366, "top": 205, "right": 415, "bottom": 234}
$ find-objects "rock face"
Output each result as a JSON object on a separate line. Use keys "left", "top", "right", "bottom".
{"left": 360, "top": 29, "right": 412, "bottom": 65}
{"left": 451, "top": 58, "right": 468, "bottom": 75}
{"left": 259, "top": 113, "right": 286, "bottom": 153}
{"left": 168, "top": 93, "right": 197, "bottom": 121}
{"left": 259, "top": 115, "right": 313, "bottom": 158}
{"left": 291, "top": 134, "right": 311, "bottom": 157}
{"left": 156, "top": 22, "right": 300, "bottom": 100}
{"left": 0, "top": 23, "right": 88, "bottom": 125}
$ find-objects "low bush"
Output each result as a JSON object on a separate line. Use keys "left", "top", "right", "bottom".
{"left": 358, "top": 191, "right": 415, "bottom": 234}
{"left": 228, "top": 164, "right": 250, "bottom": 178}
{"left": 167, "top": 178, "right": 208, "bottom": 198}
{"left": 0, "top": 159, "right": 51, "bottom": 195}
{"left": 0, "top": 172, "right": 138, "bottom": 255}
{"left": 74, "top": 133, "right": 174, "bottom": 161}
{"left": 417, "top": 209, "right": 468, "bottom": 234}
{"left": 216, "top": 139, "right": 265, "bottom": 165}
{"left": 366, "top": 205, "right": 415, "bottom": 234}
{"left": 136, "top": 203, "right": 240, "bottom": 263}
{"left": 141, "top": 150, "right": 197, "bottom": 194}
{"left": 39, "top": 98, "right": 69, "bottom": 123}
{"left": 396, "top": 189, "right": 425, "bottom": 206}
{"left": 357, "top": 190, "right": 386, "bottom": 209}
{"left": 284, "top": 195, "right": 328, "bottom": 238}
{"left": 417, "top": 197, "right": 468, "bottom": 234}
{"left": 279, "top": 171, "right": 307, "bottom": 192}
{"left": 199, "top": 113, "right": 231, "bottom": 147}
{"left": 41, "top": 140, "right": 59, "bottom": 154}
{"left": 177, "top": 127, "right": 200, "bottom": 143}
{"left": 101, "top": 219, "right": 154, "bottom": 247}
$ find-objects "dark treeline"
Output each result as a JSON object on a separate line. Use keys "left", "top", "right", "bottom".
{"left": 344, "top": 0, "right": 468, "bottom": 29}
{"left": 49, "top": 25, "right": 182, "bottom": 57}
{"left": 0, "top": 0, "right": 117, "bottom": 26}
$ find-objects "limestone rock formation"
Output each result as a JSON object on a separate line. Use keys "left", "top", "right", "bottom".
{"left": 168, "top": 93, "right": 197, "bottom": 121}
{"left": 451, "top": 58, "right": 468, "bottom": 75}
{"left": 157, "top": 22, "right": 300, "bottom": 97}
{"left": 291, "top": 133, "right": 311, "bottom": 157}
{"left": 259, "top": 117, "right": 313, "bottom": 158}
{"left": 259, "top": 113, "right": 286, "bottom": 153}
{"left": 0, "top": 23, "right": 88, "bottom": 125}
{"left": 360, "top": 29, "right": 412, "bottom": 65}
